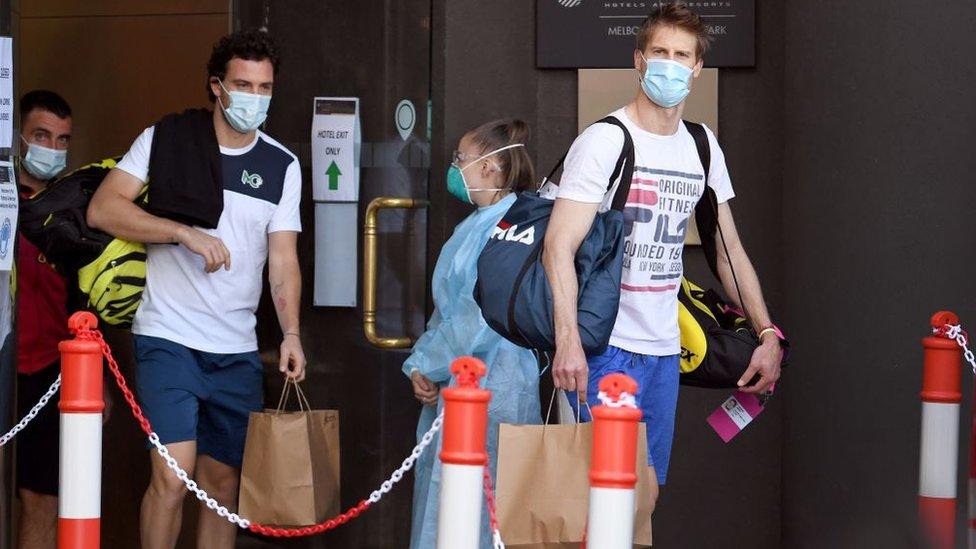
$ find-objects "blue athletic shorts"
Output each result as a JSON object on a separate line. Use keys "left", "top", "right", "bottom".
{"left": 134, "top": 335, "right": 264, "bottom": 468}
{"left": 570, "top": 346, "right": 680, "bottom": 485}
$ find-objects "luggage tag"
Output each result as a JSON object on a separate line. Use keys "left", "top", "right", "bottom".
{"left": 707, "top": 390, "right": 766, "bottom": 443}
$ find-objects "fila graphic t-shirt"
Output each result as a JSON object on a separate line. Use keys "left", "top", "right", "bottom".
{"left": 116, "top": 127, "right": 302, "bottom": 353}
{"left": 557, "top": 108, "right": 734, "bottom": 356}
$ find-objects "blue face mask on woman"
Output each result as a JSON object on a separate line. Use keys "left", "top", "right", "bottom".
{"left": 217, "top": 79, "right": 271, "bottom": 133}
{"left": 21, "top": 136, "right": 67, "bottom": 181}
{"left": 446, "top": 143, "right": 525, "bottom": 204}
{"left": 639, "top": 56, "right": 694, "bottom": 109}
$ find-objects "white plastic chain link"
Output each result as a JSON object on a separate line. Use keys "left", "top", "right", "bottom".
{"left": 146, "top": 431, "right": 252, "bottom": 529}
{"left": 369, "top": 412, "right": 444, "bottom": 504}
{"left": 146, "top": 409, "right": 445, "bottom": 529}
{"left": 597, "top": 390, "right": 638, "bottom": 409}
{"left": 0, "top": 374, "right": 61, "bottom": 447}
{"left": 493, "top": 529, "right": 506, "bottom": 549}
{"left": 940, "top": 324, "right": 976, "bottom": 376}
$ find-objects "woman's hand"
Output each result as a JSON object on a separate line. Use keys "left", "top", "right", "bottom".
{"left": 411, "top": 371, "right": 439, "bottom": 406}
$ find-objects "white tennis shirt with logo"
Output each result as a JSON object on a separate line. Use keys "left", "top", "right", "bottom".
{"left": 116, "top": 127, "right": 302, "bottom": 354}
{"left": 557, "top": 109, "right": 734, "bottom": 356}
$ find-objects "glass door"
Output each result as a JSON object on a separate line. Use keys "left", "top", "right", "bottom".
{"left": 236, "top": 1, "right": 432, "bottom": 547}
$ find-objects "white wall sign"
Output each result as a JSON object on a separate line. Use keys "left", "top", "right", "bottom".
{"left": 0, "top": 38, "right": 12, "bottom": 149}
{"left": 0, "top": 160, "right": 17, "bottom": 271}
{"left": 311, "top": 97, "right": 360, "bottom": 202}
{"left": 313, "top": 203, "right": 357, "bottom": 307}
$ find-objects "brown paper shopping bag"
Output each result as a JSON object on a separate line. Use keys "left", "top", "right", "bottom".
{"left": 495, "top": 391, "right": 653, "bottom": 548}
{"left": 238, "top": 380, "right": 340, "bottom": 527}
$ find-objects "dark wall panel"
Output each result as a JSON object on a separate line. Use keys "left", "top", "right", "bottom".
{"left": 656, "top": 1, "right": 785, "bottom": 547}
{"left": 781, "top": 2, "right": 976, "bottom": 547}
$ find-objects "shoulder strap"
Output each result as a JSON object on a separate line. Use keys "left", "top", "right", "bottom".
{"left": 541, "top": 116, "right": 635, "bottom": 213}
{"left": 684, "top": 120, "right": 751, "bottom": 324}
{"left": 684, "top": 121, "right": 717, "bottom": 276}
{"left": 596, "top": 116, "right": 635, "bottom": 212}
{"left": 685, "top": 120, "right": 711, "bottom": 181}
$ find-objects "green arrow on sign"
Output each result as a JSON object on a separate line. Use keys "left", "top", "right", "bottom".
{"left": 326, "top": 161, "right": 342, "bottom": 190}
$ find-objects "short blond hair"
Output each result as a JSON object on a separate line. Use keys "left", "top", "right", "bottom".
{"left": 636, "top": 2, "right": 712, "bottom": 60}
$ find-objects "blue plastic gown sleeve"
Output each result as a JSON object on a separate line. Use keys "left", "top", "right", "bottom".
{"left": 402, "top": 296, "right": 501, "bottom": 384}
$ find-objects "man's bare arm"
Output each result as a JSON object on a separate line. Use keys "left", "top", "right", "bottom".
{"left": 268, "top": 231, "right": 301, "bottom": 337}
{"left": 714, "top": 202, "right": 782, "bottom": 393}
{"left": 87, "top": 168, "right": 231, "bottom": 273}
{"left": 268, "top": 231, "right": 306, "bottom": 381}
{"left": 88, "top": 168, "right": 184, "bottom": 244}
{"left": 542, "top": 198, "right": 600, "bottom": 392}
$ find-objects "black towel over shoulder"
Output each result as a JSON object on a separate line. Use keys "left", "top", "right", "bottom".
{"left": 147, "top": 108, "right": 223, "bottom": 229}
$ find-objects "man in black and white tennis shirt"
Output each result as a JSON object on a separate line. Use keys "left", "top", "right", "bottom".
{"left": 88, "top": 30, "right": 304, "bottom": 548}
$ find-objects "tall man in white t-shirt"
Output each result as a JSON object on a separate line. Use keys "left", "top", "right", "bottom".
{"left": 544, "top": 2, "right": 783, "bottom": 511}
{"left": 88, "top": 30, "right": 305, "bottom": 548}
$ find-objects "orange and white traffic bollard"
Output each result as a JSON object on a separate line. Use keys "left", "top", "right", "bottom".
{"left": 437, "top": 357, "right": 490, "bottom": 549}
{"left": 919, "top": 310, "right": 962, "bottom": 549}
{"left": 588, "top": 373, "right": 642, "bottom": 549}
{"left": 58, "top": 312, "right": 103, "bottom": 549}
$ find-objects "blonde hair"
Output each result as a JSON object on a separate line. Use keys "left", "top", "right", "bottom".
{"left": 467, "top": 118, "right": 535, "bottom": 193}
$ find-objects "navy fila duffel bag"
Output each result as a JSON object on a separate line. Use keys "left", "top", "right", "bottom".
{"left": 474, "top": 116, "right": 634, "bottom": 354}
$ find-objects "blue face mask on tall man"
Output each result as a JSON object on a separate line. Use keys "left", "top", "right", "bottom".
{"left": 20, "top": 135, "right": 67, "bottom": 181}
{"left": 639, "top": 55, "right": 693, "bottom": 109}
{"left": 217, "top": 79, "right": 271, "bottom": 133}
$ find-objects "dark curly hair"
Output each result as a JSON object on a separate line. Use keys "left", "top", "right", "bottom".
{"left": 206, "top": 29, "right": 280, "bottom": 101}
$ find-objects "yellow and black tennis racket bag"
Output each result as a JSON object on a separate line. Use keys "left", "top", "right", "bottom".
{"left": 19, "top": 157, "right": 146, "bottom": 328}
{"left": 677, "top": 277, "right": 788, "bottom": 388}
{"left": 680, "top": 122, "right": 789, "bottom": 389}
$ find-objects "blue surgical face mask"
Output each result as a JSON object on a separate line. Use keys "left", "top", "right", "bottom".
{"left": 217, "top": 79, "right": 271, "bottom": 133}
{"left": 446, "top": 143, "right": 525, "bottom": 204}
{"left": 639, "top": 55, "right": 694, "bottom": 109}
{"left": 21, "top": 136, "right": 67, "bottom": 181}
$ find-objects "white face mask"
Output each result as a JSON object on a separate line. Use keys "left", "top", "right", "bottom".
{"left": 20, "top": 135, "right": 67, "bottom": 180}
{"left": 217, "top": 79, "right": 271, "bottom": 133}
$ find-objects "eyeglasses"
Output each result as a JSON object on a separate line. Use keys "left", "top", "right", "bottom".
{"left": 452, "top": 150, "right": 475, "bottom": 167}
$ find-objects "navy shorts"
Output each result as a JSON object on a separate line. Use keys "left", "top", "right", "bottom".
{"left": 570, "top": 346, "right": 680, "bottom": 485}
{"left": 134, "top": 335, "right": 263, "bottom": 468}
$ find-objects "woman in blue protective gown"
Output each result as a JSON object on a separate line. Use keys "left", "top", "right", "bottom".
{"left": 403, "top": 119, "right": 542, "bottom": 548}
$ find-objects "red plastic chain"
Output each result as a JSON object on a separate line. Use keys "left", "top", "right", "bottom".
{"left": 483, "top": 461, "right": 500, "bottom": 534}
{"left": 77, "top": 330, "right": 153, "bottom": 436}
{"left": 247, "top": 499, "right": 371, "bottom": 537}
{"left": 79, "top": 327, "right": 375, "bottom": 537}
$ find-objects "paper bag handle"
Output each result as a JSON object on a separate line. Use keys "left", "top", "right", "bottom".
{"left": 543, "top": 389, "right": 592, "bottom": 429}
{"left": 275, "top": 379, "right": 312, "bottom": 414}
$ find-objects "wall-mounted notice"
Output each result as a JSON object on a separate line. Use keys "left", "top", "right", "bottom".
{"left": 0, "top": 160, "right": 17, "bottom": 271}
{"left": 537, "top": 0, "right": 755, "bottom": 69}
{"left": 311, "top": 97, "right": 360, "bottom": 202}
{"left": 0, "top": 38, "right": 12, "bottom": 148}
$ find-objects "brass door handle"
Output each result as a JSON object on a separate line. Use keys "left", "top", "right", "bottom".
{"left": 363, "top": 197, "right": 429, "bottom": 349}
